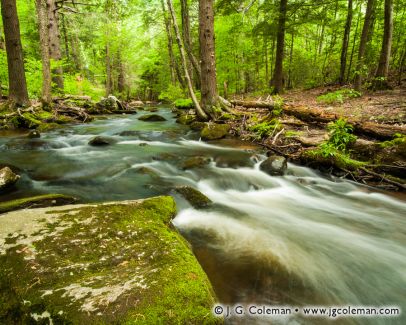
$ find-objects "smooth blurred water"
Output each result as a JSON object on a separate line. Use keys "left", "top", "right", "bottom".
{"left": 0, "top": 107, "right": 405, "bottom": 324}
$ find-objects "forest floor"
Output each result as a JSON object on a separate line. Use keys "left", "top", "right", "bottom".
{"left": 228, "top": 85, "right": 406, "bottom": 191}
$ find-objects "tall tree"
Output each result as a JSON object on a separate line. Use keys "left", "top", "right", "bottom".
{"left": 180, "top": 0, "right": 201, "bottom": 80}
{"left": 47, "top": 0, "right": 64, "bottom": 91}
{"left": 373, "top": 0, "right": 393, "bottom": 89}
{"left": 199, "top": 0, "right": 218, "bottom": 116}
{"left": 167, "top": 0, "right": 208, "bottom": 120}
{"left": 354, "top": 0, "right": 375, "bottom": 91}
{"left": 339, "top": 0, "right": 353, "bottom": 85}
{"left": 35, "top": 0, "right": 52, "bottom": 105}
{"left": 271, "top": 0, "right": 288, "bottom": 94}
{"left": 0, "top": 0, "right": 30, "bottom": 107}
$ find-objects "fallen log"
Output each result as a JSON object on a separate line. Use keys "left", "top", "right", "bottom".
{"left": 283, "top": 105, "right": 405, "bottom": 140}
{"left": 231, "top": 99, "right": 275, "bottom": 109}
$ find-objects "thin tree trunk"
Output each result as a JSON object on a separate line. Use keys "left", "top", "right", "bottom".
{"left": 347, "top": 2, "right": 361, "bottom": 82}
{"left": 160, "top": 0, "right": 177, "bottom": 85}
{"left": 105, "top": 44, "right": 112, "bottom": 96}
{"left": 271, "top": 0, "right": 288, "bottom": 94}
{"left": 373, "top": 0, "right": 393, "bottom": 89}
{"left": 180, "top": 0, "right": 201, "bottom": 80}
{"left": 117, "top": 50, "right": 125, "bottom": 94}
{"left": 354, "top": 0, "right": 375, "bottom": 91}
{"left": 199, "top": 0, "right": 219, "bottom": 116}
{"left": 0, "top": 35, "right": 3, "bottom": 99}
{"left": 61, "top": 14, "right": 69, "bottom": 61}
{"left": 264, "top": 37, "right": 269, "bottom": 84}
{"left": 339, "top": 0, "right": 353, "bottom": 85}
{"left": 167, "top": 0, "right": 208, "bottom": 120}
{"left": 35, "top": 0, "right": 52, "bottom": 105}
{"left": 47, "top": 0, "right": 64, "bottom": 91}
{"left": 287, "top": 31, "right": 294, "bottom": 89}
{"left": 1, "top": 0, "right": 30, "bottom": 107}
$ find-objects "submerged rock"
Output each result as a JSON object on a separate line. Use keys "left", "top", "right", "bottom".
{"left": 28, "top": 130, "right": 41, "bottom": 139}
{"left": 201, "top": 123, "right": 230, "bottom": 141}
{"left": 174, "top": 186, "right": 212, "bottom": 209}
{"left": 260, "top": 155, "right": 288, "bottom": 176}
{"left": 181, "top": 156, "right": 211, "bottom": 170}
{"left": 0, "top": 194, "right": 77, "bottom": 214}
{"left": 0, "top": 197, "right": 218, "bottom": 323}
{"left": 0, "top": 167, "right": 20, "bottom": 191}
{"left": 138, "top": 114, "right": 167, "bottom": 122}
{"left": 88, "top": 136, "right": 114, "bottom": 146}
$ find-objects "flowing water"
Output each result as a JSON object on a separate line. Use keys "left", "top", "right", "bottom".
{"left": 1, "top": 107, "right": 405, "bottom": 325}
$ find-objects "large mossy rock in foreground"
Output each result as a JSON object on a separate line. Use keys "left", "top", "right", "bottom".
{"left": 0, "top": 197, "right": 219, "bottom": 324}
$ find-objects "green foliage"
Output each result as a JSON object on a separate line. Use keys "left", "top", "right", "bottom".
{"left": 64, "top": 74, "right": 104, "bottom": 101}
{"left": 272, "top": 95, "right": 284, "bottom": 116}
{"left": 379, "top": 133, "right": 406, "bottom": 148}
{"left": 325, "top": 118, "right": 357, "bottom": 153}
{"left": 174, "top": 98, "right": 194, "bottom": 109}
{"left": 159, "top": 85, "right": 186, "bottom": 103}
{"left": 249, "top": 119, "right": 281, "bottom": 140}
{"left": 317, "top": 89, "right": 361, "bottom": 104}
{"left": 24, "top": 58, "right": 42, "bottom": 98}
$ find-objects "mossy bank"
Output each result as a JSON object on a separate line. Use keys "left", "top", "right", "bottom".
{"left": 0, "top": 196, "right": 221, "bottom": 324}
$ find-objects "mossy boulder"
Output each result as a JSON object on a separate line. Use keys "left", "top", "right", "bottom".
{"left": 0, "top": 194, "right": 77, "bottom": 214}
{"left": 176, "top": 114, "right": 197, "bottom": 125}
{"left": 0, "top": 197, "right": 219, "bottom": 324}
{"left": 0, "top": 167, "right": 20, "bottom": 192}
{"left": 174, "top": 186, "right": 212, "bottom": 209}
{"left": 259, "top": 155, "right": 288, "bottom": 176}
{"left": 190, "top": 121, "right": 207, "bottom": 131}
{"left": 181, "top": 156, "right": 211, "bottom": 170}
{"left": 88, "top": 136, "right": 115, "bottom": 146}
{"left": 201, "top": 124, "right": 231, "bottom": 141}
{"left": 138, "top": 114, "right": 167, "bottom": 122}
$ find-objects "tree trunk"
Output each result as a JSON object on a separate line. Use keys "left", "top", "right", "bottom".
{"left": 105, "top": 44, "right": 112, "bottom": 96}
{"left": 167, "top": 0, "right": 208, "bottom": 120}
{"left": 1, "top": 0, "right": 30, "bottom": 107}
{"left": 160, "top": 0, "right": 177, "bottom": 86}
{"left": 47, "top": 0, "right": 64, "bottom": 91}
{"left": 180, "top": 0, "right": 201, "bottom": 80}
{"left": 373, "top": 0, "right": 393, "bottom": 89}
{"left": 347, "top": 3, "right": 361, "bottom": 82}
{"left": 61, "top": 14, "right": 69, "bottom": 61}
{"left": 35, "top": 0, "right": 52, "bottom": 105}
{"left": 287, "top": 31, "right": 294, "bottom": 89}
{"left": 271, "top": 0, "right": 288, "bottom": 94}
{"left": 354, "top": 0, "right": 375, "bottom": 91}
{"left": 339, "top": 0, "right": 353, "bottom": 85}
{"left": 199, "top": 0, "right": 219, "bottom": 116}
{"left": 117, "top": 51, "right": 125, "bottom": 94}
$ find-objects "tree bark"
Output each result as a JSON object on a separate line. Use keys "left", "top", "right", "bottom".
{"left": 117, "top": 50, "right": 125, "bottom": 94}
{"left": 1, "top": 0, "right": 30, "bottom": 107}
{"left": 271, "top": 0, "right": 288, "bottom": 94}
{"left": 47, "top": 0, "right": 64, "bottom": 91}
{"left": 199, "top": 0, "right": 219, "bottom": 116}
{"left": 35, "top": 0, "right": 52, "bottom": 105}
{"left": 354, "top": 0, "right": 375, "bottom": 91}
{"left": 339, "top": 0, "right": 353, "bottom": 85}
{"left": 105, "top": 44, "right": 112, "bottom": 96}
{"left": 373, "top": 0, "right": 393, "bottom": 89}
{"left": 160, "top": 0, "right": 177, "bottom": 86}
{"left": 347, "top": 2, "right": 361, "bottom": 82}
{"left": 167, "top": 0, "right": 208, "bottom": 120}
{"left": 180, "top": 0, "right": 201, "bottom": 80}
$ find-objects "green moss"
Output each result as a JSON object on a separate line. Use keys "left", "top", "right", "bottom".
{"left": 37, "top": 122, "right": 62, "bottom": 132}
{"left": 174, "top": 98, "right": 194, "bottom": 110}
{"left": 37, "top": 111, "right": 54, "bottom": 120}
{"left": 0, "top": 197, "right": 218, "bottom": 324}
{"left": 176, "top": 114, "right": 197, "bottom": 125}
{"left": 0, "top": 194, "right": 77, "bottom": 214}
{"left": 175, "top": 186, "right": 212, "bottom": 209}
{"left": 379, "top": 133, "right": 405, "bottom": 148}
{"left": 201, "top": 124, "right": 230, "bottom": 141}
{"left": 304, "top": 149, "right": 367, "bottom": 171}
{"left": 248, "top": 119, "right": 281, "bottom": 140}
{"left": 284, "top": 130, "right": 303, "bottom": 138}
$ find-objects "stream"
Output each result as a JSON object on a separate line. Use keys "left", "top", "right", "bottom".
{"left": 1, "top": 107, "right": 405, "bottom": 325}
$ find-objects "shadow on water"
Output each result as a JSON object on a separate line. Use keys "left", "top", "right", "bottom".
{"left": 1, "top": 107, "right": 405, "bottom": 325}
